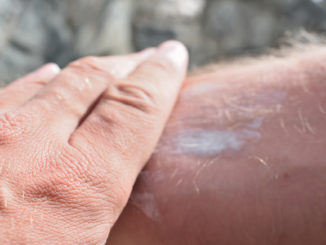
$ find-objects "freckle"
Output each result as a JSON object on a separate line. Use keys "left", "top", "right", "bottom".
{"left": 282, "top": 173, "right": 290, "bottom": 180}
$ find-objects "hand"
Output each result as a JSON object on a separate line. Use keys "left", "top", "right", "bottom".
{"left": 0, "top": 41, "right": 188, "bottom": 244}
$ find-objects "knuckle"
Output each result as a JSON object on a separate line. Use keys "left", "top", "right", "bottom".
{"left": 65, "top": 56, "right": 113, "bottom": 89}
{"left": 113, "top": 83, "right": 159, "bottom": 114}
{"left": 118, "top": 83, "right": 157, "bottom": 101}
{"left": 47, "top": 86, "right": 85, "bottom": 117}
{"left": 22, "top": 174, "right": 72, "bottom": 204}
{"left": 102, "top": 83, "right": 156, "bottom": 114}
{"left": 31, "top": 149, "right": 129, "bottom": 215}
{"left": 68, "top": 56, "right": 106, "bottom": 74}
{"left": 23, "top": 151, "right": 91, "bottom": 204}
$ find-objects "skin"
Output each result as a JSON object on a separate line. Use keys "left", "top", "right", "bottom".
{"left": 0, "top": 41, "right": 189, "bottom": 244}
{"left": 108, "top": 46, "right": 326, "bottom": 245}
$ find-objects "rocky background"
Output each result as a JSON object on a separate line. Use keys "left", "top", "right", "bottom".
{"left": 0, "top": 0, "right": 326, "bottom": 85}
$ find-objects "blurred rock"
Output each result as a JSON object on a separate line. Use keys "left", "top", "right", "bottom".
{"left": 203, "top": 0, "right": 278, "bottom": 59}
{"left": 0, "top": 0, "right": 133, "bottom": 84}
{"left": 1, "top": 0, "right": 326, "bottom": 84}
{"left": 133, "top": 0, "right": 205, "bottom": 67}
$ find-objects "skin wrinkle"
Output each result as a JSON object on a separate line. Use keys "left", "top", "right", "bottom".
{"left": 0, "top": 41, "right": 188, "bottom": 244}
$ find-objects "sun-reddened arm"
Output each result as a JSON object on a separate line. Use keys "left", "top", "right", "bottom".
{"left": 108, "top": 46, "right": 326, "bottom": 245}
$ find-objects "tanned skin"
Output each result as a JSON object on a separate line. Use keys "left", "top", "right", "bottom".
{"left": 0, "top": 41, "right": 325, "bottom": 244}
{"left": 108, "top": 46, "right": 326, "bottom": 245}
{"left": 0, "top": 41, "right": 188, "bottom": 244}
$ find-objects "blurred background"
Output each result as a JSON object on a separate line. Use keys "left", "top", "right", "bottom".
{"left": 0, "top": 0, "right": 326, "bottom": 84}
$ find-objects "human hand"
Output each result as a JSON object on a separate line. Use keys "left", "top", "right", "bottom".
{"left": 0, "top": 41, "right": 188, "bottom": 244}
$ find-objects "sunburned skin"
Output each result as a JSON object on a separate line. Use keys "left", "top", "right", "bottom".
{"left": 0, "top": 42, "right": 190, "bottom": 244}
{"left": 162, "top": 87, "right": 286, "bottom": 156}
{"left": 108, "top": 46, "right": 326, "bottom": 245}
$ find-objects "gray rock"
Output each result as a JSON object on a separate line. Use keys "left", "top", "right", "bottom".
{"left": 204, "top": 1, "right": 279, "bottom": 58}
{"left": 0, "top": 0, "right": 133, "bottom": 84}
{"left": 1, "top": 0, "right": 326, "bottom": 85}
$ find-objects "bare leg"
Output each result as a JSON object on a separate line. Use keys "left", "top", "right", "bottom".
{"left": 108, "top": 46, "right": 326, "bottom": 245}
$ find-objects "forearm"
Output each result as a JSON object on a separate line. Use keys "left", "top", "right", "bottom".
{"left": 108, "top": 46, "right": 326, "bottom": 244}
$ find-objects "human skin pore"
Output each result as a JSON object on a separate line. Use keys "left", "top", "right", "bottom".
{"left": 108, "top": 46, "right": 326, "bottom": 245}
{"left": 0, "top": 41, "right": 188, "bottom": 244}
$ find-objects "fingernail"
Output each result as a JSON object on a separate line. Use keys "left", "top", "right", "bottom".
{"left": 31, "top": 63, "right": 60, "bottom": 76}
{"left": 158, "top": 41, "right": 188, "bottom": 69}
{"left": 42, "top": 63, "right": 61, "bottom": 74}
